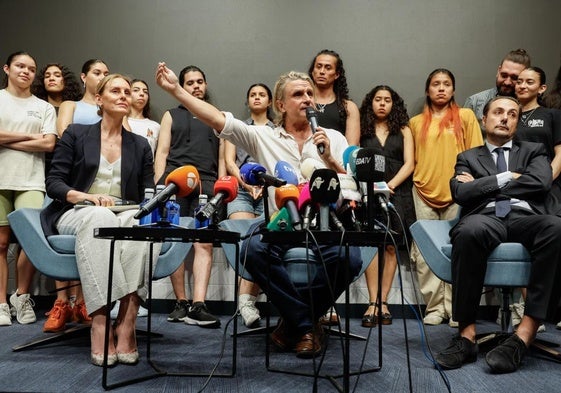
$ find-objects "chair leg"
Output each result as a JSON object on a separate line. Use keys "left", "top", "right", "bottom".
{"left": 476, "top": 288, "right": 512, "bottom": 349}
{"left": 12, "top": 324, "right": 91, "bottom": 352}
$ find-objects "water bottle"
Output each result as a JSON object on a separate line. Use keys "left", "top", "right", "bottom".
{"left": 139, "top": 188, "right": 154, "bottom": 226}
{"left": 153, "top": 184, "right": 166, "bottom": 223}
{"left": 166, "top": 195, "right": 180, "bottom": 226}
{"left": 194, "top": 194, "right": 211, "bottom": 229}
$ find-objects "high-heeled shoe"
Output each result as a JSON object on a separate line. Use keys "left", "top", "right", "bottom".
{"left": 379, "top": 301, "right": 393, "bottom": 325}
{"left": 117, "top": 350, "right": 139, "bottom": 365}
{"left": 91, "top": 352, "right": 118, "bottom": 367}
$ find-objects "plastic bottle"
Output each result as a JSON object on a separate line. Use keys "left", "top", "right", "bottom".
{"left": 153, "top": 184, "right": 166, "bottom": 223}
{"left": 194, "top": 194, "right": 211, "bottom": 229}
{"left": 139, "top": 188, "right": 155, "bottom": 226}
{"left": 167, "top": 194, "right": 180, "bottom": 226}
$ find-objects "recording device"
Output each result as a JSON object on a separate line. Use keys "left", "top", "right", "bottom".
{"left": 300, "top": 157, "right": 324, "bottom": 181}
{"left": 240, "top": 162, "right": 287, "bottom": 187}
{"left": 274, "top": 184, "right": 302, "bottom": 231}
{"left": 297, "top": 183, "right": 315, "bottom": 230}
{"left": 134, "top": 165, "right": 199, "bottom": 219}
{"left": 306, "top": 107, "right": 325, "bottom": 155}
{"left": 274, "top": 160, "right": 299, "bottom": 185}
{"left": 309, "top": 169, "right": 341, "bottom": 231}
{"left": 195, "top": 176, "right": 238, "bottom": 222}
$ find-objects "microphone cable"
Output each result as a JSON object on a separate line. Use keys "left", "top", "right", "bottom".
{"left": 196, "top": 219, "right": 263, "bottom": 393}
{"left": 387, "top": 204, "right": 452, "bottom": 393}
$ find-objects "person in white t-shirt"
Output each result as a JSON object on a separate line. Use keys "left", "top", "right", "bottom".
{"left": 0, "top": 51, "right": 57, "bottom": 326}
{"left": 126, "top": 79, "right": 160, "bottom": 155}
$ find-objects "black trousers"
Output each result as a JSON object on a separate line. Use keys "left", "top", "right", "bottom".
{"left": 450, "top": 208, "right": 561, "bottom": 323}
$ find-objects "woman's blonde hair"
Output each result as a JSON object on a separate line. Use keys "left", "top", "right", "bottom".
{"left": 96, "top": 73, "right": 131, "bottom": 115}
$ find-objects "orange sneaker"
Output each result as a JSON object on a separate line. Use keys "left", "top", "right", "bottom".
{"left": 43, "top": 300, "right": 73, "bottom": 332}
{"left": 72, "top": 301, "right": 92, "bottom": 324}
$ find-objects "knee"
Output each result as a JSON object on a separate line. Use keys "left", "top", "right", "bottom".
{"left": 87, "top": 207, "right": 119, "bottom": 227}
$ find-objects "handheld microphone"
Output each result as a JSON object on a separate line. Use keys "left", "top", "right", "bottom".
{"left": 300, "top": 157, "right": 324, "bottom": 181}
{"left": 309, "top": 169, "right": 341, "bottom": 231}
{"left": 134, "top": 165, "right": 199, "bottom": 219}
{"left": 297, "top": 183, "right": 315, "bottom": 230}
{"left": 275, "top": 184, "right": 302, "bottom": 231}
{"left": 274, "top": 160, "right": 299, "bottom": 185}
{"left": 306, "top": 107, "right": 325, "bottom": 155}
{"left": 195, "top": 176, "right": 238, "bottom": 222}
{"left": 240, "top": 162, "right": 287, "bottom": 187}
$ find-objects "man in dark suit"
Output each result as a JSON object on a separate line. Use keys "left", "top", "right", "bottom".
{"left": 435, "top": 96, "right": 561, "bottom": 373}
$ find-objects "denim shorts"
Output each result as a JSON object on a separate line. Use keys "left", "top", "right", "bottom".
{"left": 227, "top": 187, "right": 264, "bottom": 217}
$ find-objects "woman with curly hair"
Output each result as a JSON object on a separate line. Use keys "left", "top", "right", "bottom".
{"left": 409, "top": 69, "right": 482, "bottom": 326}
{"left": 308, "top": 49, "right": 360, "bottom": 145}
{"left": 359, "top": 85, "right": 415, "bottom": 327}
{"left": 31, "top": 63, "right": 82, "bottom": 113}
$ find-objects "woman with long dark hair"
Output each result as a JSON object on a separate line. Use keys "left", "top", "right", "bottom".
{"left": 31, "top": 63, "right": 82, "bottom": 112}
{"left": 359, "top": 85, "right": 415, "bottom": 327}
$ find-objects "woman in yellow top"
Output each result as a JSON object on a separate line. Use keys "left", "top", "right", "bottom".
{"left": 409, "top": 68, "right": 483, "bottom": 326}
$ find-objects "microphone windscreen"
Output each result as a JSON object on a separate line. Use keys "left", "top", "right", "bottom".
{"left": 274, "top": 184, "right": 300, "bottom": 209}
{"left": 214, "top": 176, "right": 239, "bottom": 203}
{"left": 338, "top": 173, "right": 362, "bottom": 202}
{"left": 348, "top": 147, "right": 361, "bottom": 175}
{"left": 300, "top": 158, "right": 324, "bottom": 180}
{"left": 165, "top": 165, "right": 200, "bottom": 197}
{"left": 355, "top": 148, "right": 386, "bottom": 182}
{"left": 297, "top": 182, "right": 312, "bottom": 211}
{"left": 240, "top": 162, "right": 266, "bottom": 186}
{"left": 274, "top": 161, "right": 299, "bottom": 185}
{"left": 306, "top": 107, "right": 317, "bottom": 123}
{"left": 309, "top": 169, "right": 341, "bottom": 204}
{"left": 342, "top": 145, "right": 359, "bottom": 170}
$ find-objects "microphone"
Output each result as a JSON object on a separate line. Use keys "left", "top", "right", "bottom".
{"left": 354, "top": 148, "right": 386, "bottom": 183}
{"left": 306, "top": 107, "right": 324, "bottom": 155}
{"left": 342, "top": 145, "right": 359, "bottom": 174}
{"left": 195, "top": 176, "right": 238, "bottom": 222}
{"left": 240, "top": 162, "right": 286, "bottom": 187}
{"left": 297, "top": 182, "right": 315, "bottom": 230}
{"left": 300, "top": 157, "right": 324, "bottom": 181}
{"left": 275, "top": 184, "right": 302, "bottom": 231}
{"left": 309, "top": 169, "right": 341, "bottom": 231}
{"left": 348, "top": 147, "right": 362, "bottom": 176}
{"left": 274, "top": 160, "right": 299, "bottom": 185}
{"left": 374, "top": 181, "right": 391, "bottom": 213}
{"left": 337, "top": 173, "right": 361, "bottom": 206}
{"left": 134, "top": 165, "right": 199, "bottom": 219}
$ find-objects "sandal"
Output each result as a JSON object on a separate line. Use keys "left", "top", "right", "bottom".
{"left": 379, "top": 301, "right": 393, "bottom": 325}
{"left": 362, "top": 301, "right": 378, "bottom": 328}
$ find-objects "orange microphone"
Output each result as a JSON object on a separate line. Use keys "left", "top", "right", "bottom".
{"left": 275, "top": 184, "right": 302, "bottom": 230}
{"left": 134, "top": 165, "right": 200, "bottom": 219}
{"left": 195, "top": 176, "right": 238, "bottom": 222}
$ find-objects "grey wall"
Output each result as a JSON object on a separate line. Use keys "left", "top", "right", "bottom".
{"left": 2, "top": 0, "right": 560, "bottom": 121}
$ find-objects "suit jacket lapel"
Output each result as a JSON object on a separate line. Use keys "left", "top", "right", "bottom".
{"left": 476, "top": 146, "right": 497, "bottom": 175}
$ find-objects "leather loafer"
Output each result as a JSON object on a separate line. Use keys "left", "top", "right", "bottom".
{"left": 117, "top": 350, "right": 139, "bottom": 365}
{"left": 295, "top": 329, "right": 324, "bottom": 358}
{"left": 485, "top": 334, "right": 527, "bottom": 373}
{"left": 435, "top": 336, "right": 478, "bottom": 369}
{"left": 270, "top": 319, "right": 297, "bottom": 351}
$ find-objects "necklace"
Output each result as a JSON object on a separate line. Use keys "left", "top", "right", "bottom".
{"left": 521, "top": 106, "right": 539, "bottom": 126}
{"left": 316, "top": 103, "right": 327, "bottom": 113}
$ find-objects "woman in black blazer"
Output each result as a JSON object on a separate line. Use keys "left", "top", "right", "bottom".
{"left": 41, "top": 74, "right": 155, "bottom": 367}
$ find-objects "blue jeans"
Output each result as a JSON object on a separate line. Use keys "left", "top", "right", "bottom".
{"left": 242, "top": 223, "right": 363, "bottom": 334}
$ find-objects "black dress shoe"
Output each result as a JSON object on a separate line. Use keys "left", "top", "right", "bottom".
{"left": 485, "top": 334, "right": 527, "bottom": 373}
{"left": 435, "top": 336, "right": 478, "bottom": 369}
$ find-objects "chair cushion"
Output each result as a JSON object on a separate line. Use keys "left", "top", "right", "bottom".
{"left": 47, "top": 235, "right": 76, "bottom": 254}
{"left": 441, "top": 243, "right": 531, "bottom": 261}
{"left": 48, "top": 235, "right": 173, "bottom": 254}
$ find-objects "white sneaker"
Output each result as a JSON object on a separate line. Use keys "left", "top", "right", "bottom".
{"left": 0, "top": 303, "right": 12, "bottom": 326}
{"left": 9, "top": 293, "right": 36, "bottom": 324}
{"left": 110, "top": 300, "right": 149, "bottom": 319}
{"left": 110, "top": 300, "right": 120, "bottom": 319}
{"left": 239, "top": 294, "right": 260, "bottom": 328}
{"left": 137, "top": 305, "right": 148, "bottom": 317}
{"left": 537, "top": 324, "right": 546, "bottom": 333}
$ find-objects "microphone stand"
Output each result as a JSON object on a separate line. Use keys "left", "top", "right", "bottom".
{"left": 262, "top": 186, "right": 271, "bottom": 223}
{"left": 365, "top": 180, "right": 375, "bottom": 232}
